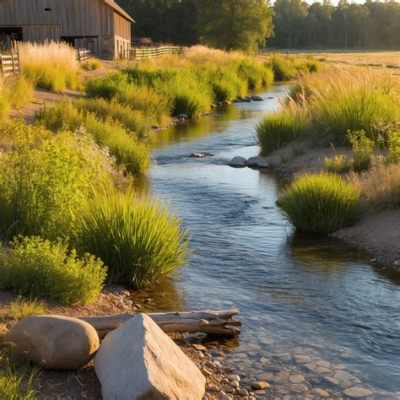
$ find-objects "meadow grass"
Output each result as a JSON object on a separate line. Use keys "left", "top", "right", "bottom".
{"left": 19, "top": 42, "right": 82, "bottom": 93}
{"left": 81, "top": 57, "right": 102, "bottom": 71}
{"left": 0, "top": 76, "right": 33, "bottom": 120}
{"left": 278, "top": 173, "right": 360, "bottom": 234}
{"left": 350, "top": 161, "right": 400, "bottom": 210}
{"left": 7, "top": 297, "right": 47, "bottom": 320}
{"left": 267, "top": 55, "right": 321, "bottom": 81}
{"left": 0, "top": 123, "right": 113, "bottom": 240}
{"left": 256, "top": 69, "right": 400, "bottom": 153}
{"left": 0, "top": 236, "right": 106, "bottom": 305}
{"left": 74, "top": 190, "right": 188, "bottom": 289}
{"left": 38, "top": 102, "right": 151, "bottom": 175}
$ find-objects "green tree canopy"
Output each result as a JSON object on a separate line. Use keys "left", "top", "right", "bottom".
{"left": 198, "top": 0, "right": 274, "bottom": 51}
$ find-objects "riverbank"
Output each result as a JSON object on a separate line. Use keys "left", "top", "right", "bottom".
{"left": 244, "top": 140, "right": 400, "bottom": 271}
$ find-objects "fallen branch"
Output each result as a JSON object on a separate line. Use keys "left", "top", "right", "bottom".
{"left": 80, "top": 309, "right": 241, "bottom": 338}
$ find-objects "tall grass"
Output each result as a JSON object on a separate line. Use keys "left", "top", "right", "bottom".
{"left": 0, "top": 76, "right": 33, "bottom": 120}
{"left": 74, "top": 190, "right": 188, "bottom": 289}
{"left": 278, "top": 173, "right": 360, "bottom": 234}
{"left": 37, "top": 102, "right": 151, "bottom": 175}
{"left": 7, "top": 297, "right": 47, "bottom": 320}
{"left": 0, "top": 124, "right": 112, "bottom": 240}
{"left": 256, "top": 69, "right": 400, "bottom": 153}
{"left": 350, "top": 161, "right": 400, "bottom": 209}
{"left": 268, "top": 55, "right": 320, "bottom": 81}
{"left": 19, "top": 42, "right": 82, "bottom": 93}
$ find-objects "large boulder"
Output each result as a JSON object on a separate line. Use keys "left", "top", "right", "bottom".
{"left": 95, "top": 313, "right": 206, "bottom": 400}
{"left": 246, "top": 156, "right": 270, "bottom": 169}
{"left": 4, "top": 315, "right": 99, "bottom": 370}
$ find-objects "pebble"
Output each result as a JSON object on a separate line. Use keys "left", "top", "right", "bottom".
{"left": 312, "top": 388, "right": 331, "bottom": 398}
{"left": 343, "top": 387, "right": 373, "bottom": 398}
{"left": 193, "top": 344, "right": 207, "bottom": 352}
{"left": 237, "top": 388, "right": 249, "bottom": 396}
{"left": 229, "top": 380, "right": 239, "bottom": 389}
{"left": 222, "top": 384, "right": 234, "bottom": 393}
{"left": 220, "top": 392, "right": 232, "bottom": 400}
{"left": 251, "top": 381, "right": 270, "bottom": 390}
{"left": 227, "top": 374, "right": 240, "bottom": 382}
{"left": 293, "top": 354, "right": 312, "bottom": 364}
{"left": 289, "top": 374, "right": 305, "bottom": 384}
{"left": 206, "top": 384, "right": 219, "bottom": 392}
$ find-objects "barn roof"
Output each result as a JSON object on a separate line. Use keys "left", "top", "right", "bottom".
{"left": 104, "top": 0, "right": 134, "bottom": 22}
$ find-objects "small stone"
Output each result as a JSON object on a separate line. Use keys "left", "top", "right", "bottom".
{"left": 223, "top": 384, "right": 234, "bottom": 393}
{"left": 207, "top": 384, "right": 219, "bottom": 392}
{"left": 228, "top": 374, "right": 240, "bottom": 382}
{"left": 237, "top": 388, "right": 249, "bottom": 396}
{"left": 334, "top": 370, "right": 360, "bottom": 384}
{"left": 220, "top": 392, "right": 232, "bottom": 400}
{"left": 312, "top": 388, "right": 331, "bottom": 398}
{"left": 343, "top": 387, "right": 373, "bottom": 398}
{"left": 201, "top": 367, "right": 213, "bottom": 377}
{"left": 251, "top": 381, "right": 270, "bottom": 390}
{"left": 293, "top": 354, "right": 312, "bottom": 364}
{"left": 322, "top": 376, "right": 339, "bottom": 386}
{"left": 230, "top": 380, "right": 239, "bottom": 389}
{"left": 228, "top": 156, "right": 247, "bottom": 168}
{"left": 289, "top": 374, "right": 305, "bottom": 384}
{"left": 193, "top": 344, "right": 207, "bottom": 352}
{"left": 256, "top": 372, "right": 273, "bottom": 381}
{"left": 214, "top": 360, "right": 222, "bottom": 369}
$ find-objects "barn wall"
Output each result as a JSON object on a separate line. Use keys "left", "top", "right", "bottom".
{"left": 0, "top": 0, "right": 131, "bottom": 59}
{"left": 113, "top": 12, "right": 131, "bottom": 59}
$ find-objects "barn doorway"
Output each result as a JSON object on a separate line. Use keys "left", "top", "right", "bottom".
{"left": 0, "top": 27, "right": 22, "bottom": 51}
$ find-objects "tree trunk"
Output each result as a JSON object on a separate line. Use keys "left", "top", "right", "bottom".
{"left": 80, "top": 309, "right": 241, "bottom": 338}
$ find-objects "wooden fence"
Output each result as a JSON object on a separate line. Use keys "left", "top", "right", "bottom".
{"left": 77, "top": 48, "right": 91, "bottom": 63}
{"left": 0, "top": 53, "right": 19, "bottom": 78}
{"left": 129, "top": 46, "right": 185, "bottom": 60}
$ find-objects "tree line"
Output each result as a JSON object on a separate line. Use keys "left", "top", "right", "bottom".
{"left": 117, "top": 0, "right": 400, "bottom": 51}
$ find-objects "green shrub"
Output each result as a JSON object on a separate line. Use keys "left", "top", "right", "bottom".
{"left": 7, "top": 297, "right": 47, "bottom": 320}
{"left": 237, "top": 60, "right": 274, "bottom": 90}
{"left": 256, "top": 110, "right": 309, "bottom": 154}
{"left": 38, "top": 103, "right": 151, "bottom": 175}
{"left": 0, "top": 236, "right": 106, "bottom": 305}
{"left": 348, "top": 130, "right": 375, "bottom": 172}
{"left": 75, "top": 191, "right": 188, "bottom": 289}
{"left": 277, "top": 173, "right": 360, "bottom": 234}
{"left": 0, "top": 126, "right": 111, "bottom": 239}
{"left": 0, "top": 350, "right": 37, "bottom": 400}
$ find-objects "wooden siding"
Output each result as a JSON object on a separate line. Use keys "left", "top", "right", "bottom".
{"left": 0, "top": 0, "right": 114, "bottom": 37}
{"left": 113, "top": 12, "right": 131, "bottom": 42}
{"left": 22, "top": 25, "right": 61, "bottom": 42}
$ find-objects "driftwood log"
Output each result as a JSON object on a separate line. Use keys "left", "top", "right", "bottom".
{"left": 80, "top": 309, "right": 241, "bottom": 338}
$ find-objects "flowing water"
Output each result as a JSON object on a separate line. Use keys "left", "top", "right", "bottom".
{"left": 138, "top": 85, "right": 400, "bottom": 399}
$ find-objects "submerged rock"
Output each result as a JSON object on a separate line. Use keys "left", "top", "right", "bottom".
{"left": 5, "top": 315, "right": 99, "bottom": 370}
{"left": 343, "top": 387, "right": 373, "bottom": 398}
{"left": 228, "top": 156, "right": 247, "bottom": 168}
{"left": 94, "top": 313, "right": 206, "bottom": 400}
{"left": 246, "top": 156, "right": 270, "bottom": 169}
{"left": 190, "top": 152, "right": 214, "bottom": 158}
{"left": 250, "top": 95, "right": 264, "bottom": 101}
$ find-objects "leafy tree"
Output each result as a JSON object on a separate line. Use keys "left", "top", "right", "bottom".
{"left": 197, "top": 0, "right": 274, "bottom": 51}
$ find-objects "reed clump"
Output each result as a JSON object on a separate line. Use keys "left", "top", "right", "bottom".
{"left": 278, "top": 173, "right": 360, "bottom": 234}
{"left": 19, "top": 42, "right": 82, "bottom": 93}
{"left": 74, "top": 190, "right": 188, "bottom": 289}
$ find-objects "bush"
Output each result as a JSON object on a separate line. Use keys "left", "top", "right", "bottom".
{"left": 75, "top": 191, "right": 188, "bottom": 289}
{"left": 350, "top": 162, "right": 400, "bottom": 209}
{"left": 38, "top": 103, "right": 151, "bottom": 175}
{"left": 0, "top": 236, "right": 106, "bottom": 305}
{"left": 278, "top": 173, "right": 360, "bottom": 234}
{"left": 20, "top": 42, "right": 81, "bottom": 93}
{"left": 387, "top": 129, "right": 400, "bottom": 164}
{"left": 268, "top": 56, "right": 297, "bottom": 81}
{"left": 348, "top": 130, "right": 375, "bottom": 172}
{"left": 0, "top": 350, "right": 37, "bottom": 400}
{"left": 7, "top": 297, "right": 47, "bottom": 320}
{"left": 236, "top": 60, "right": 274, "bottom": 90}
{"left": 256, "top": 107, "right": 309, "bottom": 154}
{"left": 0, "top": 125, "right": 112, "bottom": 239}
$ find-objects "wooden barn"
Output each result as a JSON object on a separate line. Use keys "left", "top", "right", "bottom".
{"left": 0, "top": 0, "right": 133, "bottom": 59}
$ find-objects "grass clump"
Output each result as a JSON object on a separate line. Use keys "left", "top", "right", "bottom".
{"left": 323, "top": 154, "right": 353, "bottom": 174}
{"left": 0, "top": 124, "right": 112, "bottom": 240}
{"left": 256, "top": 106, "right": 309, "bottom": 154}
{"left": 75, "top": 191, "right": 188, "bottom": 289}
{"left": 0, "top": 76, "right": 33, "bottom": 120}
{"left": 0, "top": 236, "right": 106, "bottom": 305}
{"left": 7, "top": 297, "right": 47, "bottom": 320}
{"left": 0, "top": 350, "right": 37, "bottom": 400}
{"left": 81, "top": 58, "right": 102, "bottom": 71}
{"left": 38, "top": 102, "right": 151, "bottom": 175}
{"left": 19, "top": 42, "right": 82, "bottom": 93}
{"left": 278, "top": 173, "right": 360, "bottom": 234}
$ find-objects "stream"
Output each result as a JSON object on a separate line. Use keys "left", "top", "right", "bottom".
{"left": 138, "top": 85, "right": 400, "bottom": 399}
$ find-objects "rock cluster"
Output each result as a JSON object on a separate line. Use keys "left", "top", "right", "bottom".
{"left": 228, "top": 156, "right": 270, "bottom": 169}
